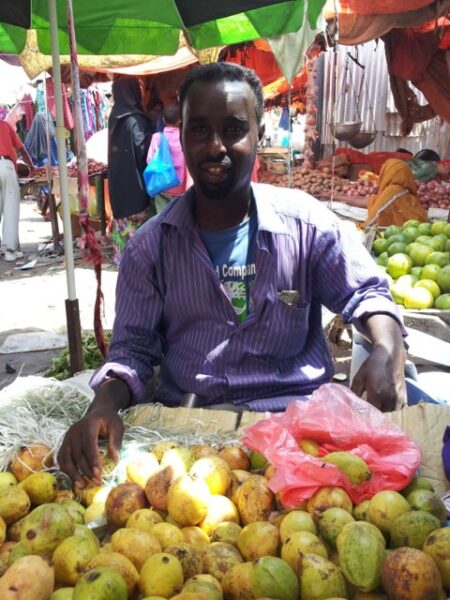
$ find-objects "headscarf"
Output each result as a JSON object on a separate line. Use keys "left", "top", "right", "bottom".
{"left": 108, "top": 76, "right": 149, "bottom": 135}
{"left": 365, "top": 159, "right": 427, "bottom": 227}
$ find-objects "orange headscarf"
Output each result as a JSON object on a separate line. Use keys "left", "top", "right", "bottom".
{"left": 364, "top": 159, "right": 427, "bottom": 227}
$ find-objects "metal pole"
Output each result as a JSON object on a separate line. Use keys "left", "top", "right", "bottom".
{"left": 48, "top": 0, "right": 83, "bottom": 373}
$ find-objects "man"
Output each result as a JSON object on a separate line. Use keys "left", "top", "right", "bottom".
{"left": 58, "top": 63, "right": 406, "bottom": 486}
{"left": 0, "top": 118, "right": 34, "bottom": 261}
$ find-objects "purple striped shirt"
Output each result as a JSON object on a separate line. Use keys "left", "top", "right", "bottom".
{"left": 91, "top": 183, "right": 403, "bottom": 411}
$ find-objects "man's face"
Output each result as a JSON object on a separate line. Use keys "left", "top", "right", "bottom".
{"left": 181, "top": 79, "right": 264, "bottom": 202}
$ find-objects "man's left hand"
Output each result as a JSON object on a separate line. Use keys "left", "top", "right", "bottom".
{"left": 351, "top": 343, "right": 407, "bottom": 412}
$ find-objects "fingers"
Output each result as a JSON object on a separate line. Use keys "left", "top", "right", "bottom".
{"left": 350, "top": 366, "right": 366, "bottom": 398}
{"left": 107, "top": 417, "right": 125, "bottom": 463}
{"left": 57, "top": 418, "right": 103, "bottom": 486}
{"left": 57, "top": 426, "right": 85, "bottom": 487}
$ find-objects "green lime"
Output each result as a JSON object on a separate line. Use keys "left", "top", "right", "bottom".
{"left": 387, "top": 253, "right": 412, "bottom": 279}
{"left": 403, "top": 219, "right": 421, "bottom": 228}
{"left": 430, "top": 220, "right": 447, "bottom": 236}
{"left": 437, "top": 265, "right": 450, "bottom": 293}
{"left": 417, "top": 222, "right": 432, "bottom": 236}
{"left": 414, "top": 279, "right": 441, "bottom": 299}
{"left": 386, "top": 233, "right": 407, "bottom": 246}
{"left": 415, "top": 235, "right": 432, "bottom": 245}
{"left": 376, "top": 251, "right": 389, "bottom": 266}
{"left": 446, "top": 239, "right": 450, "bottom": 252}
{"left": 408, "top": 244, "right": 434, "bottom": 267}
{"left": 385, "top": 225, "right": 402, "bottom": 238}
{"left": 403, "top": 287, "right": 434, "bottom": 309}
{"left": 425, "top": 251, "right": 449, "bottom": 267}
{"left": 410, "top": 266, "right": 422, "bottom": 278}
{"left": 443, "top": 223, "right": 450, "bottom": 237}
{"left": 387, "top": 242, "right": 408, "bottom": 256}
{"left": 372, "top": 238, "right": 389, "bottom": 256}
{"left": 401, "top": 227, "right": 419, "bottom": 243}
{"left": 434, "top": 293, "right": 450, "bottom": 309}
{"left": 420, "top": 264, "right": 441, "bottom": 282}
{"left": 430, "top": 235, "right": 446, "bottom": 251}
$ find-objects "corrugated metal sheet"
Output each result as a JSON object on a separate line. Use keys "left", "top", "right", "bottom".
{"left": 321, "top": 40, "right": 450, "bottom": 158}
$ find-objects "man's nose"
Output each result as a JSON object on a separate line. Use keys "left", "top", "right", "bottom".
{"left": 208, "top": 131, "right": 226, "bottom": 156}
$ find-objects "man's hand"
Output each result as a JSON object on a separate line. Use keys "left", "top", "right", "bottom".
{"left": 351, "top": 315, "right": 407, "bottom": 412}
{"left": 57, "top": 408, "right": 124, "bottom": 487}
{"left": 57, "top": 378, "right": 131, "bottom": 486}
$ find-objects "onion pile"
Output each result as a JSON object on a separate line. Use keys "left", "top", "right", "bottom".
{"left": 31, "top": 158, "right": 107, "bottom": 180}
{"left": 417, "top": 180, "right": 450, "bottom": 210}
{"left": 258, "top": 166, "right": 348, "bottom": 197}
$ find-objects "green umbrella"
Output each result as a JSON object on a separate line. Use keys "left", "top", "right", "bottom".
{"left": 0, "top": 0, "right": 326, "bottom": 56}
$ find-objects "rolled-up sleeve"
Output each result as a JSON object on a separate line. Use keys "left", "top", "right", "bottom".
{"left": 311, "top": 218, "right": 405, "bottom": 335}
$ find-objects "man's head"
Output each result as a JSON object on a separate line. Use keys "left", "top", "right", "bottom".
{"left": 163, "top": 104, "right": 180, "bottom": 127}
{"left": 179, "top": 63, "right": 264, "bottom": 204}
{"left": 414, "top": 148, "right": 440, "bottom": 162}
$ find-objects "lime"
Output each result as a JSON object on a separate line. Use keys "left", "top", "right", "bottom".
{"left": 434, "top": 293, "right": 450, "bottom": 309}
{"left": 408, "top": 244, "right": 434, "bottom": 266}
{"left": 410, "top": 266, "right": 422, "bottom": 278}
{"left": 437, "top": 265, "right": 450, "bottom": 293}
{"left": 429, "top": 235, "right": 446, "bottom": 251}
{"left": 420, "top": 264, "right": 441, "bottom": 282}
{"left": 385, "top": 225, "right": 402, "bottom": 238}
{"left": 396, "top": 274, "right": 419, "bottom": 289}
{"left": 430, "top": 220, "right": 448, "bottom": 236}
{"left": 414, "top": 279, "right": 441, "bottom": 299}
{"left": 386, "top": 233, "right": 407, "bottom": 246}
{"left": 401, "top": 227, "right": 419, "bottom": 243}
{"left": 387, "top": 242, "right": 408, "bottom": 256}
{"left": 389, "top": 283, "right": 405, "bottom": 305}
{"left": 425, "top": 251, "right": 449, "bottom": 267}
{"left": 417, "top": 222, "right": 432, "bottom": 236}
{"left": 443, "top": 223, "right": 450, "bottom": 237}
{"left": 403, "top": 219, "right": 421, "bottom": 228}
{"left": 446, "top": 239, "right": 450, "bottom": 252}
{"left": 372, "top": 238, "right": 389, "bottom": 256}
{"left": 415, "top": 235, "right": 432, "bottom": 245}
{"left": 403, "top": 287, "right": 434, "bottom": 309}
{"left": 376, "top": 253, "right": 389, "bottom": 267}
{"left": 386, "top": 253, "right": 412, "bottom": 279}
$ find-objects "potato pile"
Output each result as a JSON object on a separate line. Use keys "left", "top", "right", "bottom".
{"left": 259, "top": 166, "right": 349, "bottom": 198}
{"left": 0, "top": 441, "right": 448, "bottom": 600}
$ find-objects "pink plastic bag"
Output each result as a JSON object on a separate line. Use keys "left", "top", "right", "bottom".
{"left": 241, "top": 384, "right": 421, "bottom": 508}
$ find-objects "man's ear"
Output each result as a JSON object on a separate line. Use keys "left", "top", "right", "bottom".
{"left": 179, "top": 122, "right": 184, "bottom": 151}
{"left": 258, "top": 123, "right": 265, "bottom": 143}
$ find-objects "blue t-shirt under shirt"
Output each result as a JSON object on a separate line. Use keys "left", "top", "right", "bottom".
{"left": 199, "top": 212, "right": 257, "bottom": 323}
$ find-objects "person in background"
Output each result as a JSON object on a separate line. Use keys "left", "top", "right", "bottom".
{"left": 59, "top": 63, "right": 406, "bottom": 486}
{"left": 0, "top": 118, "right": 34, "bottom": 262}
{"left": 407, "top": 149, "right": 449, "bottom": 182}
{"left": 108, "top": 75, "right": 154, "bottom": 265}
{"left": 336, "top": 159, "right": 427, "bottom": 227}
{"left": 147, "top": 97, "right": 164, "bottom": 136}
{"left": 146, "top": 104, "right": 191, "bottom": 213}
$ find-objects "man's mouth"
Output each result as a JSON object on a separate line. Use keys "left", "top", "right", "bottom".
{"left": 200, "top": 162, "right": 231, "bottom": 182}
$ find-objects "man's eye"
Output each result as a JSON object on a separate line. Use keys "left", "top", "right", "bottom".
{"left": 225, "top": 126, "right": 243, "bottom": 135}
{"left": 192, "top": 125, "right": 207, "bottom": 135}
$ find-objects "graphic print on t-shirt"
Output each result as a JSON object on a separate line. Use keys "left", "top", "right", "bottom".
{"left": 199, "top": 212, "right": 257, "bottom": 323}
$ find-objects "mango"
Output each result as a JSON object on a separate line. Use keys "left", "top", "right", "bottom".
{"left": 199, "top": 495, "right": 240, "bottom": 536}
{"left": 297, "top": 552, "right": 347, "bottom": 600}
{"left": 190, "top": 445, "right": 219, "bottom": 461}
{"left": 219, "top": 447, "right": 250, "bottom": 471}
{"left": 50, "top": 588, "right": 74, "bottom": 599}
{"left": 235, "top": 475, "right": 275, "bottom": 525}
{"left": 161, "top": 447, "right": 195, "bottom": 479}
{"left": 167, "top": 474, "right": 211, "bottom": 526}
{"left": 322, "top": 451, "right": 371, "bottom": 484}
{"left": 183, "top": 575, "right": 223, "bottom": 600}
{"left": 139, "top": 552, "right": 184, "bottom": 598}
{"left": 21, "top": 472, "right": 57, "bottom": 504}
{"left": 406, "top": 489, "right": 448, "bottom": 522}
{"left": 251, "top": 556, "right": 299, "bottom": 600}
{"left": 87, "top": 551, "right": 139, "bottom": 598}
{"left": 126, "top": 507, "right": 163, "bottom": 532}
{"left": 203, "top": 542, "right": 243, "bottom": 581}
{"left": 0, "top": 486, "right": 30, "bottom": 524}
{"left": 0, "top": 555, "right": 54, "bottom": 600}
{"left": 58, "top": 500, "right": 86, "bottom": 525}
{"left": 105, "top": 481, "right": 148, "bottom": 526}
{"left": 211, "top": 522, "right": 241, "bottom": 546}
{"left": 166, "top": 542, "right": 203, "bottom": 579}
{"left": 402, "top": 476, "right": 434, "bottom": 497}
{"left": 318, "top": 507, "right": 354, "bottom": 547}
{"left": 279, "top": 510, "right": 317, "bottom": 542}
{"left": 111, "top": 526, "right": 161, "bottom": 571}
{"left": 298, "top": 438, "right": 320, "bottom": 457}
{"left": 221, "top": 562, "right": 254, "bottom": 600}
{"left": 73, "top": 524, "right": 100, "bottom": 548}
{"left": 306, "top": 487, "right": 353, "bottom": 518}
{"left": 337, "top": 521, "right": 385, "bottom": 592}
{"left": 0, "top": 542, "right": 17, "bottom": 576}
{"left": 125, "top": 450, "right": 159, "bottom": 488}
{"left": 145, "top": 466, "right": 176, "bottom": 511}
{"left": 182, "top": 525, "right": 211, "bottom": 547}
{"left": 151, "top": 522, "right": 185, "bottom": 549}
{"left": 52, "top": 535, "right": 99, "bottom": 585}
{"left": 20, "top": 503, "right": 75, "bottom": 556}
{"left": 237, "top": 521, "right": 279, "bottom": 561}
{"left": 10, "top": 444, "right": 53, "bottom": 481}
{"left": 0, "top": 472, "right": 18, "bottom": 489}
{"left": 190, "top": 456, "right": 232, "bottom": 496}
{"left": 381, "top": 547, "right": 443, "bottom": 600}
{"left": 73, "top": 567, "right": 128, "bottom": 600}
{"left": 423, "top": 527, "right": 450, "bottom": 589}
{"left": 367, "top": 490, "right": 411, "bottom": 534}
{"left": 390, "top": 510, "right": 441, "bottom": 549}
{"left": 353, "top": 500, "right": 370, "bottom": 521}
{"left": 282, "top": 530, "right": 328, "bottom": 572}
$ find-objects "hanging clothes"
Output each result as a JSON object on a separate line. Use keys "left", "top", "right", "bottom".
{"left": 24, "top": 112, "right": 58, "bottom": 167}
{"left": 45, "top": 78, "right": 74, "bottom": 130}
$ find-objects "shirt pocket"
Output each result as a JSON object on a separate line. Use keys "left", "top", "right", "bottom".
{"left": 259, "top": 298, "right": 311, "bottom": 360}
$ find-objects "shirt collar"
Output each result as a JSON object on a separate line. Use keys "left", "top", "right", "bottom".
{"left": 161, "top": 183, "right": 289, "bottom": 236}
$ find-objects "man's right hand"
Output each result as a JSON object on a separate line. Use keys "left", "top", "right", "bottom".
{"left": 57, "top": 408, "right": 124, "bottom": 487}
{"left": 57, "top": 378, "right": 131, "bottom": 486}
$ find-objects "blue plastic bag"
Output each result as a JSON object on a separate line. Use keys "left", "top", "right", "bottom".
{"left": 143, "top": 133, "right": 180, "bottom": 196}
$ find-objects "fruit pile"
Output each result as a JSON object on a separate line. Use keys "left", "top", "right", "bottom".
{"left": 417, "top": 180, "right": 450, "bottom": 211}
{"left": 30, "top": 159, "right": 107, "bottom": 181}
{"left": 371, "top": 219, "right": 450, "bottom": 309}
{"left": 0, "top": 440, "right": 448, "bottom": 599}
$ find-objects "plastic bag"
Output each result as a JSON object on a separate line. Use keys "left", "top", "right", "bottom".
{"left": 241, "top": 384, "right": 421, "bottom": 508}
{"left": 143, "top": 133, "right": 180, "bottom": 196}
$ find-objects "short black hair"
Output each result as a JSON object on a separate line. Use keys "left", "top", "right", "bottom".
{"left": 163, "top": 104, "right": 180, "bottom": 125}
{"left": 396, "top": 147, "right": 413, "bottom": 156}
{"left": 414, "top": 149, "right": 440, "bottom": 162}
{"left": 179, "top": 62, "right": 264, "bottom": 126}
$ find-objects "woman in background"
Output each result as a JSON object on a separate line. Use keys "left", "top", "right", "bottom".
{"left": 108, "top": 75, "right": 154, "bottom": 264}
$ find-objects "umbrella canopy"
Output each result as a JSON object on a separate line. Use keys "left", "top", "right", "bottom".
{"left": 0, "top": 0, "right": 325, "bottom": 56}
